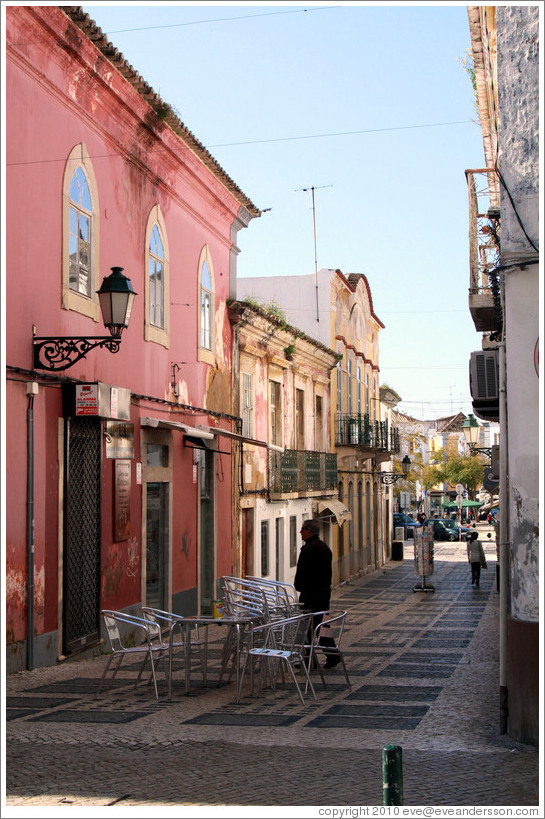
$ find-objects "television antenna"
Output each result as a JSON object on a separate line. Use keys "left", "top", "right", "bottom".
{"left": 296, "top": 184, "right": 333, "bottom": 321}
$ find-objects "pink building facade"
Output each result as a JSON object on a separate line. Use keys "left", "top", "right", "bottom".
{"left": 5, "top": 6, "right": 259, "bottom": 670}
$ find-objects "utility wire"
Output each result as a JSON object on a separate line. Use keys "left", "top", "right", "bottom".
{"left": 207, "top": 120, "right": 473, "bottom": 148}
{"left": 103, "top": 6, "right": 339, "bottom": 35}
{"left": 6, "top": 119, "right": 474, "bottom": 167}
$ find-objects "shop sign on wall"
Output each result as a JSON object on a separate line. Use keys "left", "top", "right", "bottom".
{"left": 75, "top": 384, "right": 99, "bottom": 415}
{"left": 114, "top": 459, "right": 131, "bottom": 542}
{"left": 105, "top": 421, "right": 135, "bottom": 459}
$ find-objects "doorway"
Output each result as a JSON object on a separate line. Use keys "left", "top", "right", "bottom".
{"left": 145, "top": 481, "right": 169, "bottom": 609}
{"left": 143, "top": 438, "right": 171, "bottom": 611}
{"left": 199, "top": 447, "right": 215, "bottom": 614}
{"left": 63, "top": 417, "right": 101, "bottom": 654}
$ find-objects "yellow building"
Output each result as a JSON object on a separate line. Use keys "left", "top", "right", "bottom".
{"left": 237, "top": 268, "right": 400, "bottom": 585}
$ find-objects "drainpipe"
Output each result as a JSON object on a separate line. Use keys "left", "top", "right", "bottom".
{"left": 498, "top": 340, "right": 509, "bottom": 732}
{"left": 232, "top": 323, "right": 242, "bottom": 578}
{"left": 26, "top": 383, "right": 38, "bottom": 670}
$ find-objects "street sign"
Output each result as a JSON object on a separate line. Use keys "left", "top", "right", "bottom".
{"left": 400, "top": 491, "right": 411, "bottom": 510}
{"left": 456, "top": 483, "right": 464, "bottom": 496}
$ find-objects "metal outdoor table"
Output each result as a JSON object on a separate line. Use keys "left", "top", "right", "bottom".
{"left": 175, "top": 613, "right": 257, "bottom": 702}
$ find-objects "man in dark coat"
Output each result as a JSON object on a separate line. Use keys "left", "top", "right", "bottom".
{"left": 294, "top": 519, "right": 340, "bottom": 668}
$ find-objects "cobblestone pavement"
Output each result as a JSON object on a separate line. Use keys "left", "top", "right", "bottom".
{"left": 3, "top": 527, "right": 541, "bottom": 814}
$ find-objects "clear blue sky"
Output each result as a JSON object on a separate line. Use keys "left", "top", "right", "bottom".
{"left": 84, "top": 2, "right": 486, "bottom": 420}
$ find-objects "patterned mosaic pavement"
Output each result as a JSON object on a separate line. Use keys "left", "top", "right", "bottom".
{"left": 4, "top": 533, "right": 540, "bottom": 810}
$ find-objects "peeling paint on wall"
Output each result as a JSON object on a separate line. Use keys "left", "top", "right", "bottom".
{"left": 6, "top": 568, "right": 26, "bottom": 609}
{"left": 215, "top": 299, "right": 227, "bottom": 366}
{"left": 34, "top": 566, "right": 45, "bottom": 621}
{"left": 510, "top": 487, "right": 539, "bottom": 622}
{"left": 176, "top": 379, "right": 189, "bottom": 404}
{"left": 206, "top": 365, "right": 231, "bottom": 415}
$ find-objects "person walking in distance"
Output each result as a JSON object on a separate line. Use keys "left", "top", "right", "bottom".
{"left": 467, "top": 530, "right": 486, "bottom": 587}
{"left": 294, "top": 519, "right": 340, "bottom": 668}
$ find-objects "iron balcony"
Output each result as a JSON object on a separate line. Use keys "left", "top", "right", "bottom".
{"left": 465, "top": 168, "right": 502, "bottom": 333}
{"left": 268, "top": 450, "right": 338, "bottom": 496}
{"left": 334, "top": 414, "right": 400, "bottom": 454}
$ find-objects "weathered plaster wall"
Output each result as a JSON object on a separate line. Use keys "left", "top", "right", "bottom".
{"left": 497, "top": 5, "right": 539, "bottom": 624}
{"left": 505, "top": 269, "right": 539, "bottom": 622}
{"left": 496, "top": 5, "right": 540, "bottom": 256}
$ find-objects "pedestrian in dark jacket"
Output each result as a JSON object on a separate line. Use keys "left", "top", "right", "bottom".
{"left": 294, "top": 519, "right": 339, "bottom": 668}
{"left": 467, "top": 530, "right": 486, "bottom": 587}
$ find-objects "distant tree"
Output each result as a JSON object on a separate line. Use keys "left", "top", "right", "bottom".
{"left": 423, "top": 448, "right": 485, "bottom": 498}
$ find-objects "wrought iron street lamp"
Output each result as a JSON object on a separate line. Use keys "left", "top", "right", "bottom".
{"left": 33, "top": 267, "right": 137, "bottom": 371}
{"left": 462, "top": 413, "right": 492, "bottom": 457}
{"left": 381, "top": 455, "right": 411, "bottom": 485}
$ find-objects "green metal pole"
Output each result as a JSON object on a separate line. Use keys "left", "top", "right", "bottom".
{"left": 382, "top": 744, "right": 403, "bottom": 805}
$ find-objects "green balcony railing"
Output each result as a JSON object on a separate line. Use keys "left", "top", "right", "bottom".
{"left": 268, "top": 450, "right": 338, "bottom": 494}
{"left": 335, "top": 414, "right": 400, "bottom": 453}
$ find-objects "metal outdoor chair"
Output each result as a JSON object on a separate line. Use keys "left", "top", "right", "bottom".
{"left": 306, "top": 610, "right": 351, "bottom": 690}
{"left": 141, "top": 606, "right": 208, "bottom": 697}
{"left": 220, "top": 576, "right": 271, "bottom": 620}
{"left": 96, "top": 609, "right": 169, "bottom": 700}
{"left": 245, "top": 576, "right": 301, "bottom": 618}
{"left": 217, "top": 577, "right": 270, "bottom": 685}
{"left": 237, "top": 611, "right": 317, "bottom": 705}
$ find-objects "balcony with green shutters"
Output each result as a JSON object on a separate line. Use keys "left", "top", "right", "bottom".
{"left": 334, "top": 413, "right": 400, "bottom": 461}
{"left": 268, "top": 450, "right": 338, "bottom": 498}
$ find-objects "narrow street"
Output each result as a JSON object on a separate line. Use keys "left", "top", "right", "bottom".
{"left": 4, "top": 525, "right": 539, "bottom": 810}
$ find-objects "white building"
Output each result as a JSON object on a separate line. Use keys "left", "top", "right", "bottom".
{"left": 467, "top": 5, "right": 539, "bottom": 745}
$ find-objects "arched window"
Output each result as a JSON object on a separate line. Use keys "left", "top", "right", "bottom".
{"left": 347, "top": 358, "right": 353, "bottom": 416}
{"left": 149, "top": 225, "right": 165, "bottom": 328}
{"left": 69, "top": 168, "right": 92, "bottom": 296}
{"left": 62, "top": 144, "right": 100, "bottom": 320}
{"left": 336, "top": 360, "right": 343, "bottom": 442}
{"left": 144, "top": 206, "right": 170, "bottom": 346}
{"left": 356, "top": 365, "right": 362, "bottom": 416}
{"left": 201, "top": 261, "right": 212, "bottom": 350}
{"left": 198, "top": 247, "right": 215, "bottom": 364}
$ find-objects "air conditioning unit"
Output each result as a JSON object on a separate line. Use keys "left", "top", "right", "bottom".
{"left": 469, "top": 350, "right": 499, "bottom": 421}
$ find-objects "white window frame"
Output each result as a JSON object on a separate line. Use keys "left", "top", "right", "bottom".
{"left": 269, "top": 380, "right": 283, "bottom": 448}
{"left": 241, "top": 372, "right": 254, "bottom": 438}
{"left": 347, "top": 358, "right": 353, "bottom": 416}
{"left": 198, "top": 246, "right": 215, "bottom": 364}
{"left": 295, "top": 387, "right": 305, "bottom": 449}
{"left": 62, "top": 143, "right": 100, "bottom": 321}
{"left": 315, "top": 393, "right": 324, "bottom": 452}
{"left": 356, "top": 365, "right": 362, "bottom": 416}
{"left": 144, "top": 205, "right": 170, "bottom": 347}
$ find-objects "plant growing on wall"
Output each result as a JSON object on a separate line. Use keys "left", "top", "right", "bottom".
{"left": 459, "top": 47, "right": 479, "bottom": 116}
{"left": 283, "top": 344, "right": 296, "bottom": 360}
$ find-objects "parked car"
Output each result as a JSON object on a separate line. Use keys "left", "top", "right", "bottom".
{"left": 393, "top": 513, "right": 419, "bottom": 538}
{"left": 427, "top": 518, "right": 457, "bottom": 541}
{"left": 440, "top": 518, "right": 473, "bottom": 539}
